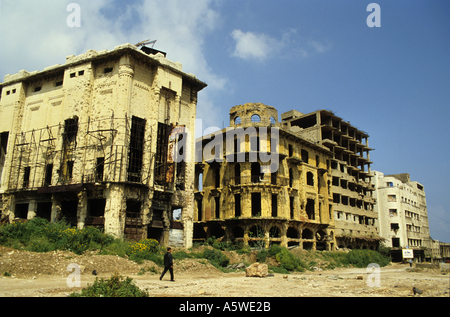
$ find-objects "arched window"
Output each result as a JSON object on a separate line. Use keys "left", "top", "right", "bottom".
{"left": 302, "top": 228, "right": 314, "bottom": 239}
{"left": 251, "top": 114, "right": 261, "bottom": 123}
{"left": 287, "top": 227, "right": 299, "bottom": 238}
{"left": 270, "top": 117, "right": 276, "bottom": 125}
{"left": 234, "top": 116, "right": 241, "bottom": 125}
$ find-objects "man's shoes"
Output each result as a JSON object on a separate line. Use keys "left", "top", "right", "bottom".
{"left": 170, "top": 280, "right": 175, "bottom": 282}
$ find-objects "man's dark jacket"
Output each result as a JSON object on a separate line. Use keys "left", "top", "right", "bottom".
{"left": 164, "top": 252, "right": 173, "bottom": 268}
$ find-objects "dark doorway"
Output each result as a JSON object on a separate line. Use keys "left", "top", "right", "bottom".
{"left": 61, "top": 200, "right": 78, "bottom": 226}
{"left": 36, "top": 202, "right": 52, "bottom": 221}
{"left": 15, "top": 203, "right": 29, "bottom": 219}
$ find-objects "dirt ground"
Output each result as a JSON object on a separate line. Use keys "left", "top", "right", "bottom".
{"left": 0, "top": 245, "right": 449, "bottom": 297}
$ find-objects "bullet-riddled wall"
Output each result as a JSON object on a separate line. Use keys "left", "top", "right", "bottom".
{"left": 0, "top": 44, "right": 207, "bottom": 249}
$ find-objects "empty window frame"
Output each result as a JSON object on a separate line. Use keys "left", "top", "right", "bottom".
{"left": 44, "top": 164, "right": 53, "bottom": 186}
{"left": 306, "top": 199, "right": 315, "bottom": 220}
{"left": 252, "top": 193, "right": 262, "bottom": 217}
{"left": 23, "top": 167, "right": 31, "bottom": 188}
{"left": 64, "top": 117, "right": 79, "bottom": 143}
{"left": 96, "top": 157, "right": 105, "bottom": 182}
{"left": 128, "top": 116, "right": 146, "bottom": 182}
{"left": 235, "top": 194, "right": 241, "bottom": 217}
{"left": 307, "top": 172, "right": 314, "bottom": 186}
{"left": 214, "top": 196, "right": 220, "bottom": 219}
{"left": 272, "top": 194, "right": 278, "bottom": 217}
{"left": 155, "top": 122, "right": 170, "bottom": 185}
{"left": 301, "top": 150, "right": 309, "bottom": 164}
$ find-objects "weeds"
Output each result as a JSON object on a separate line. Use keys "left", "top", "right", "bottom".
{"left": 70, "top": 273, "right": 149, "bottom": 297}
{"left": 0, "top": 218, "right": 113, "bottom": 255}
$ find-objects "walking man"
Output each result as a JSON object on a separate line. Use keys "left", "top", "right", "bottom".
{"left": 160, "top": 247, "right": 175, "bottom": 282}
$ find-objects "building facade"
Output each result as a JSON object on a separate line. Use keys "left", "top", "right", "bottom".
{"left": 0, "top": 43, "right": 207, "bottom": 248}
{"left": 194, "top": 103, "right": 336, "bottom": 250}
{"left": 372, "top": 172, "right": 432, "bottom": 261}
{"left": 282, "top": 110, "right": 380, "bottom": 250}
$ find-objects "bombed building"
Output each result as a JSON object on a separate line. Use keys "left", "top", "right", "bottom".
{"left": 0, "top": 43, "right": 207, "bottom": 248}
{"left": 194, "top": 103, "right": 336, "bottom": 250}
{"left": 283, "top": 110, "right": 380, "bottom": 250}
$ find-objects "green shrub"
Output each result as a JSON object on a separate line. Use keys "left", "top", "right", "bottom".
{"left": 70, "top": 273, "right": 149, "bottom": 297}
{"left": 275, "top": 248, "right": 306, "bottom": 272}
{"left": 268, "top": 244, "right": 283, "bottom": 257}
{"left": 0, "top": 217, "right": 115, "bottom": 255}
{"left": 345, "top": 249, "right": 390, "bottom": 268}
{"left": 256, "top": 249, "right": 269, "bottom": 263}
{"left": 203, "top": 248, "right": 229, "bottom": 268}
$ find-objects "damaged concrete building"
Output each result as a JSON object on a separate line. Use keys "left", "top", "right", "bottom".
{"left": 282, "top": 110, "right": 380, "bottom": 250}
{"left": 0, "top": 43, "right": 207, "bottom": 248}
{"left": 194, "top": 103, "right": 336, "bottom": 250}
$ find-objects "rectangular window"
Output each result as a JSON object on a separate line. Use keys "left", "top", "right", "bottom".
{"left": 388, "top": 194, "right": 396, "bottom": 202}
{"left": 252, "top": 193, "right": 262, "bottom": 217}
{"left": 235, "top": 194, "right": 241, "bottom": 217}
{"left": 23, "top": 167, "right": 31, "bottom": 188}
{"left": 104, "top": 67, "right": 113, "bottom": 74}
{"left": 155, "top": 122, "right": 170, "bottom": 185}
{"left": 214, "top": 196, "right": 220, "bottom": 219}
{"left": 34, "top": 86, "right": 41, "bottom": 92}
{"left": 128, "top": 116, "right": 146, "bottom": 183}
{"left": 44, "top": 164, "right": 53, "bottom": 186}
{"left": 96, "top": 157, "right": 104, "bottom": 182}
{"left": 272, "top": 194, "right": 278, "bottom": 217}
{"left": 290, "top": 196, "right": 295, "bottom": 219}
{"left": 67, "top": 161, "right": 74, "bottom": 179}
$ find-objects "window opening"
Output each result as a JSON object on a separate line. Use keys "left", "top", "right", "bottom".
{"left": 128, "top": 116, "right": 146, "bottom": 183}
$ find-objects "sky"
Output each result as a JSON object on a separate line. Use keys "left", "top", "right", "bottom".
{"left": 0, "top": 0, "right": 449, "bottom": 243}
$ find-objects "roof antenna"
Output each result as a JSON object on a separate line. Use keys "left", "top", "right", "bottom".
{"left": 135, "top": 39, "right": 157, "bottom": 48}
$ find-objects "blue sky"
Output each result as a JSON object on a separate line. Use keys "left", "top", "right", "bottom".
{"left": 1, "top": 0, "right": 449, "bottom": 243}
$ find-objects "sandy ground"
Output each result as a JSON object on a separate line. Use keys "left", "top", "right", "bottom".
{"left": 0, "top": 245, "right": 449, "bottom": 297}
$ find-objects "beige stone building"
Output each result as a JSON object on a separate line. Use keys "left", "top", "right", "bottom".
{"left": 0, "top": 43, "right": 207, "bottom": 248}
{"left": 372, "top": 172, "right": 432, "bottom": 262}
{"left": 194, "top": 103, "right": 336, "bottom": 250}
{"left": 282, "top": 110, "right": 380, "bottom": 250}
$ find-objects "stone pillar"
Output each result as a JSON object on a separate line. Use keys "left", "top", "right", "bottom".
{"left": 51, "top": 195, "right": 62, "bottom": 223}
{"left": 27, "top": 201, "right": 37, "bottom": 220}
{"left": 77, "top": 191, "right": 88, "bottom": 230}
{"left": 104, "top": 184, "right": 126, "bottom": 239}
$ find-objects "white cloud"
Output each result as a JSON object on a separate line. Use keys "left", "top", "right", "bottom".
{"left": 230, "top": 28, "right": 330, "bottom": 62}
{"left": 230, "top": 29, "right": 279, "bottom": 61}
{"left": 0, "top": 0, "right": 226, "bottom": 130}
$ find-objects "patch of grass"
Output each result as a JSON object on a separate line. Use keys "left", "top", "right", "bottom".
{"left": 70, "top": 273, "right": 149, "bottom": 297}
{"left": 203, "top": 248, "right": 230, "bottom": 268}
{"left": 0, "top": 218, "right": 114, "bottom": 255}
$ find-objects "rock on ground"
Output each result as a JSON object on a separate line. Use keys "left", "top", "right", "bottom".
{"left": 245, "top": 262, "right": 268, "bottom": 278}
